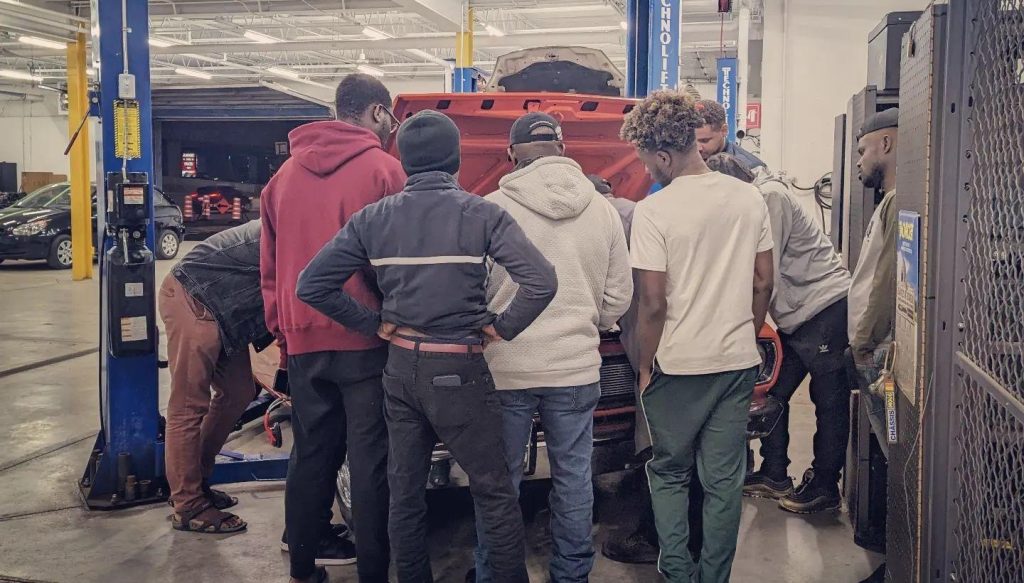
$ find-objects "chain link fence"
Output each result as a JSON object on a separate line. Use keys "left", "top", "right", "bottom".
{"left": 951, "top": 0, "right": 1024, "bottom": 580}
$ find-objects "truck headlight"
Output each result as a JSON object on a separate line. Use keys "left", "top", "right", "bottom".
{"left": 755, "top": 341, "right": 777, "bottom": 385}
{"left": 12, "top": 219, "right": 50, "bottom": 236}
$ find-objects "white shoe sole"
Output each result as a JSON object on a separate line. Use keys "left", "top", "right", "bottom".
{"left": 280, "top": 541, "right": 357, "bottom": 566}
{"left": 315, "top": 557, "right": 357, "bottom": 566}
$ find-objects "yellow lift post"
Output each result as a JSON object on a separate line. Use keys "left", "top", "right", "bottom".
{"left": 67, "top": 32, "right": 92, "bottom": 280}
{"left": 454, "top": 6, "right": 474, "bottom": 91}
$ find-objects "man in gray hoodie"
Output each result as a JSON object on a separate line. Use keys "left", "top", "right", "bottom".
{"left": 707, "top": 153, "right": 853, "bottom": 515}
{"left": 471, "top": 113, "right": 633, "bottom": 583}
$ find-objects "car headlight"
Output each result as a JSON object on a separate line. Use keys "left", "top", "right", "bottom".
{"left": 11, "top": 219, "right": 50, "bottom": 236}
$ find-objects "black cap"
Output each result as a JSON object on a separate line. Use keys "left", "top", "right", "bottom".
{"left": 510, "top": 112, "right": 563, "bottom": 146}
{"left": 397, "top": 110, "right": 461, "bottom": 176}
{"left": 858, "top": 108, "right": 899, "bottom": 139}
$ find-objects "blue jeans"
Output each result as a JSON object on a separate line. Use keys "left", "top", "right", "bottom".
{"left": 474, "top": 383, "right": 601, "bottom": 583}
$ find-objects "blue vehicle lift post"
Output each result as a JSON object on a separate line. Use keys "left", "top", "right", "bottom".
{"left": 79, "top": 0, "right": 163, "bottom": 510}
{"left": 626, "top": 0, "right": 682, "bottom": 98}
{"left": 81, "top": 0, "right": 286, "bottom": 510}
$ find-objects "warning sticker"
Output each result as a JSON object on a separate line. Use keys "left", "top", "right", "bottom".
{"left": 120, "top": 316, "right": 148, "bottom": 342}
{"left": 125, "top": 282, "right": 144, "bottom": 298}
{"left": 123, "top": 186, "right": 145, "bottom": 205}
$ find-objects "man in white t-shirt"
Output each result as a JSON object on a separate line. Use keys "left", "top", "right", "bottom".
{"left": 620, "top": 91, "right": 775, "bottom": 583}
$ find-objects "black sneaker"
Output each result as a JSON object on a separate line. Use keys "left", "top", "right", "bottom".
{"left": 778, "top": 469, "right": 841, "bottom": 514}
{"left": 281, "top": 524, "right": 355, "bottom": 567}
{"left": 280, "top": 524, "right": 351, "bottom": 551}
{"left": 743, "top": 470, "right": 794, "bottom": 499}
{"left": 312, "top": 536, "right": 358, "bottom": 566}
{"left": 601, "top": 529, "right": 659, "bottom": 565}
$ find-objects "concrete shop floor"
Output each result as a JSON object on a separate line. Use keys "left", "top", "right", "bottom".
{"left": 0, "top": 242, "right": 881, "bottom": 583}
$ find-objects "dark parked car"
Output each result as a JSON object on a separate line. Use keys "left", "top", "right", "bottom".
{"left": 0, "top": 182, "right": 185, "bottom": 269}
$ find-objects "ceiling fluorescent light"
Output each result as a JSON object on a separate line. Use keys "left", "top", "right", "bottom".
{"left": 362, "top": 26, "right": 391, "bottom": 40}
{"left": 356, "top": 64, "right": 385, "bottom": 77}
{"left": 19, "top": 36, "right": 67, "bottom": 50}
{"left": 0, "top": 69, "right": 42, "bottom": 82}
{"left": 406, "top": 49, "right": 453, "bottom": 68}
{"left": 267, "top": 66, "right": 301, "bottom": 80}
{"left": 174, "top": 67, "right": 213, "bottom": 80}
{"left": 484, "top": 24, "right": 505, "bottom": 37}
{"left": 0, "top": 69, "right": 41, "bottom": 82}
{"left": 243, "top": 30, "right": 281, "bottom": 44}
{"left": 149, "top": 37, "right": 175, "bottom": 48}
{"left": 620, "top": 21, "right": 628, "bottom": 30}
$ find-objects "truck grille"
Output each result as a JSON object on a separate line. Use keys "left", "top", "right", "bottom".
{"left": 599, "top": 354, "right": 635, "bottom": 399}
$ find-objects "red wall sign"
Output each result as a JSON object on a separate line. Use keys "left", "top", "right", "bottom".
{"left": 181, "top": 152, "right": 197, "bottom": 178}
{"left": 746, "top": 103, "right": 762, "bottom": 130}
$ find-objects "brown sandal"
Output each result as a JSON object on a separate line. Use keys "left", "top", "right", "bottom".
{"left": 171, "top": 501, "right": 247, "bottom": 534}
{"left": 202, "top": 482, "right": 239, "bottom": 510}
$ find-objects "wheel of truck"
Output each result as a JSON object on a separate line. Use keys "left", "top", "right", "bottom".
{"left": 335, "top": 459, "right": 354, "bottom": 529}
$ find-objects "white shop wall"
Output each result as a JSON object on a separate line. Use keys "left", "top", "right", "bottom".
{"left": 760, "top": 0, "right": 927, "bottom": 221}
{"left": 0, "top": 98, "right": 76, "bottom": 185}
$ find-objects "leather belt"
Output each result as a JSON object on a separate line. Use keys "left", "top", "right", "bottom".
{"left": 390, "top": 336, "right": 484, "bottom": 354}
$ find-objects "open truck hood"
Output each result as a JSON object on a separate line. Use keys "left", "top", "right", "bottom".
{"left": 483, "top": 47, "right": 625, "bottom": 97}
{"left": 388, "top": 92, "right": 652, "bottom": 201}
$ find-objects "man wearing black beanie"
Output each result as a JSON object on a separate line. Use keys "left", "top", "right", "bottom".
{"left": 297, "top": 109, "right": 557, "bottom": 583}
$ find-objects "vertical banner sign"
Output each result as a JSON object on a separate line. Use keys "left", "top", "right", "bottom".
{"left": 647, "top": 0, "right": 680, "bottom": 92}
{"left": 717, "top": 57, "right": 738, "bottom": 142}
{"left": 894, "top": 210, "right": 922, "bottom": 404}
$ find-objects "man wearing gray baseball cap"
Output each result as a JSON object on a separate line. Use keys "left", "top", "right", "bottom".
{"left": 849, "top": 108, "right": 900, "bottom": 389}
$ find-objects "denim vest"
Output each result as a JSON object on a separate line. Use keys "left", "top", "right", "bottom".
{"left": 173, "top": 220, "right": 274, "bottom": 356}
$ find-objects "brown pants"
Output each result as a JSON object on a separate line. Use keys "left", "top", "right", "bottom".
{"left": 159, "top": 274, "right": 256, "bottom": 513}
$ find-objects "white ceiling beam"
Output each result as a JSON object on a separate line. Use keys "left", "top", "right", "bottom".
{"left": 259, "top": 79, "right": 332, "bottom": 107}
{"left": 147, "top": 31, "right": 624, "bottom": 56}
{"left": 0, "top": 0, "right": 88, "bottom": 24}
{"left": 10, "top": 21, "right": 737, "bottom": 58}
{"left": 390, "top": 0, "right": 463, "bottom": 33}
{"left": 0, "top": 83, "right": 47, "bottom": 99}
{"left": 144, "top": 0, "right": 397, "bottom": 18}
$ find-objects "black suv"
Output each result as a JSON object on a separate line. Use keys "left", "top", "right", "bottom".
{"left": 0, "top": 182, "right": 185, "bottom": 269}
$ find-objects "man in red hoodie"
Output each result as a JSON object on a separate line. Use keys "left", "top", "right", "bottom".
{"left": 261, "top": 74, "right": 406, "bottom": 583}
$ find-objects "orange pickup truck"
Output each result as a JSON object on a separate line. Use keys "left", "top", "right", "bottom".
{"left": 254, "top": 47, "right": 784, "bottom": 524}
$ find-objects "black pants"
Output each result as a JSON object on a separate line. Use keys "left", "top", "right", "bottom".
{"left": 758, "top": 298, "right": 851, "bottom": 485}
{"left": 286, "top": 349, "right": 390, "bottom": 582}
{"left": 383, "top": 344, "right": 528, "bottom": 583}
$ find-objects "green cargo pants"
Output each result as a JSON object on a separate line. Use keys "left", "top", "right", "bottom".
{"left": 641, "top": 366, "right": 757, "bottom": 583}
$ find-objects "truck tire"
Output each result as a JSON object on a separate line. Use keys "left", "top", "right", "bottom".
{"left": 47, "top": 235, "right": 73, "bottom": 269}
